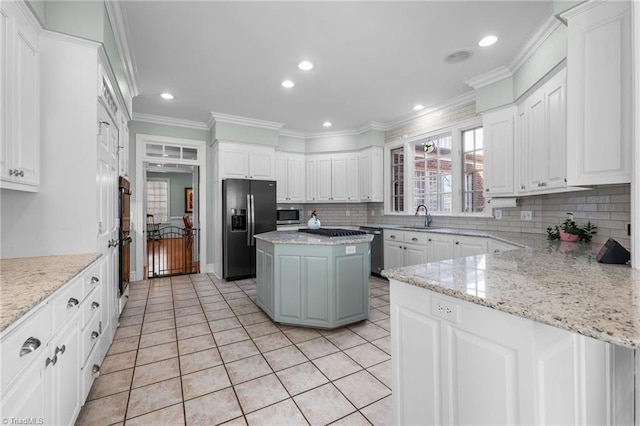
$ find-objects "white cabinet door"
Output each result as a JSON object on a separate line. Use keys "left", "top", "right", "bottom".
{"left": 453, "top": 236, "right": 488, "bottom": 258}
{"left": 219, "top": 143, "right": 275, "bottom": 180}
{"left": 489, "top": 239, "right": 519, "bottom": 255}
{"left": 384, "top": 241, "right": 405, "bottom": 270}
{"left": 305, "top": 157, "right": 317, "bottom": 202}
{"left": 565, "top": 0, "right": 632, "bottom": 185}
{"left": 50, "top": 318, "right": 81, "bottom": 426}
{"left": 274, "top": 154, "right": 287, "bottom": 201}
{"left": 483, "top": 106, "right": 516, "bottom": 196}
{"left": 345, "top": 153, "right": 359, "bottom": 201}
{"left": 286, "top": 154, "right": 305, "bottom": 202}
{"left": 316, "top": 156, "right": 333, "bottom": 201}
{"left": 359, "top": 146, "right": 384, "bottom": 202}
{"left": 426, "top": 233, "right": 454, "bottom": 262}
{"left": 248, "top": 149, "right": 274, "bottom": 180}
{"left": 0, "top": 1, "right": 39, "bottom": 191}
{"left": 331, "top": 156, "right": 348, "bottom": 201}
{"left": 404, "top": 243, "right": 428, "bottom": 267}
{"left": 545, "top": 76, "right": 567, "bottom": 190}
{"left": 0, "top": 350, "right": 47, "bottom": 423}
{"left": 221, "top": 148, "right": 250, "bottom": 179}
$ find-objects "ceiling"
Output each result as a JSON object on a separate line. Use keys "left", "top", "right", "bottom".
{"left": 122, "top": 1, "right": 553, "bottom": 134}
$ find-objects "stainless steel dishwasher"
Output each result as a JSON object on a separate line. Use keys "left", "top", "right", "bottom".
{"left": 360, "top": 226, "right": 383, "bottom": 276}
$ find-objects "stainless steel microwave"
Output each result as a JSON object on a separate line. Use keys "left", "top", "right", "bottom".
{"left": 277, "top": 207, "right": 303, "bottom": 225}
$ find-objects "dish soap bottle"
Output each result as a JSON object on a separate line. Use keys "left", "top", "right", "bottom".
{"left": 307, "top": 210, "right": 321, "bottom": 229}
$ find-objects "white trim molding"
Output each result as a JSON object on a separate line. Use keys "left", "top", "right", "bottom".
{"left": 104, "top": 0, "right": 140, "bottom": 98}
{"left": 209, "top": 111, "right": 285, "bottom": 131}
{"left": 632, "top": 0, "right": 639, "bottom": 269}
{"left": 132, "top": 112, "right": 209, "bottom": 130}
{"left": 509, "top": 12, "right": 561, "bottom": 74}
{"left": 384, "top": 91, "right": 476, "bottom": 131}
{"left": 465, "top": 66, "right": 513, "bottom": 90}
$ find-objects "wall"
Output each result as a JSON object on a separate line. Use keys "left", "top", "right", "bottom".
{"left": 147, "top": 171, "right": 193, "bottom": 218}
{"left": 215, "top": 122, "right": 279, "bottom": 146}
{"left": 385, "top": 102, "right": 477, "bottom": 143}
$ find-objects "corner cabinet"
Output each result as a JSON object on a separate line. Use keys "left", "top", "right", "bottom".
{"left": 563, "top": 0, "right": 632, "bottom": 185}
{"left": 0, "top": 0, "right": 40, "bottom": 192}
{"left": 217, "top": 141, "right": 275, "bottom": 180}
{"left": 359, "top": 146, "right": 383, "bottom": 202}
{"left": 274, "top": 151, "right": 305, "bottom": 202}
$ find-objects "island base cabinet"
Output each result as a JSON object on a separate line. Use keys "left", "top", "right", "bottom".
{"left": 256, "top": 240, "right": 370, "bottom": 329}
{"left": 390, "top": 279, "right": 634, "bottom": 425}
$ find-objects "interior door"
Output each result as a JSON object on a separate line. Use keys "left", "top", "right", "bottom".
{"left": 96, "top": 102, "right": 119, "bottom": 320}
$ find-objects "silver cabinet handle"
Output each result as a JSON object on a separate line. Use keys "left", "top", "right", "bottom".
{"left": 8, "top": 169, "right": 14, "bottom": 176}
{"left": 55, "top": 345, "right": 66, "bottom": 356}
{"left": 67, "top": 297, "right": 79, "bottom": 308}
{"left": 45, "top": 355, "right": 57, "bottom": 368}
{"left": 92, "top": 364, "right": 100, "bottom": 378}
{"left": 91, "top": 331, "right": 99, "bottom": 341}
{"left": 108, "top": 239, "right": 118, "bottom": 248}
{"left": 411, "top": 237, "right": 418, "bottom": 242}
{"left": 91, "top": 276, "right": 99, "bottom": 284}
{"left": 20, "top": 337, "right": 41, "bottom": 357}
{"left": 18, "top": 170, "right": 24, "bottom": 177}
{"left": 91, "top": 301, "right": 100, "bottom": 310}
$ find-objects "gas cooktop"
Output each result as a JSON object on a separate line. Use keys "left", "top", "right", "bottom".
{"left": 298, "top": 228, "right": 367, "bottom": 237}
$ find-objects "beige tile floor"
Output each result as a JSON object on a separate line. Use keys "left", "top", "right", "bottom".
{"left": 75, "top": 273, "right": 393, "bottom": 425}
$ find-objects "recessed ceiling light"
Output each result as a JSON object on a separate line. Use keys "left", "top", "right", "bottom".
{"left": 323, "top": 121, "right": 332, "bottom": 127}
{"left": 160, "top": 92, "right": 174, "bottom": 100}
{"left": 413, "top": 104, "right": 425, "bottom": 111}
{"left": 281, "top": 80, "right": 295, "bottom": 88}
{"left": 298, "top": 61, "right": 314, "bottom": 71}
{"left": 479, "top": 35, "right": 498, "bottom": 47}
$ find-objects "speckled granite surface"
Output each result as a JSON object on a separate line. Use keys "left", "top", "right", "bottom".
{"left": 0, "top": 253, "right": 101, "bottom": 333}
{"left": 255, "top": 230, "right": 374, "bottom": 245}
{"left": 382, "top": 236, "right": 640, "bottom": 349}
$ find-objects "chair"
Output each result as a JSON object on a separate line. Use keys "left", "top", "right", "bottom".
{"left": 146, "top": 213, "right": 162, "bottom": 241}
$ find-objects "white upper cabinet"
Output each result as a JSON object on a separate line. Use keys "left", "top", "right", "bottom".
{"left": 359, "top": 146, "right": 383, "bottom": 202}
{"left": 519, "top": 68, "right": 569, "bottom": 193}
{"left": 346, "top": 153, "right": 359, "bottom": 201}
{"left": 218, "top": 142, "right": 275, "bottom": 180}
{"left": 309, "top": 152, "right": 359, "bottom": 202}
{"left": 305, "top": 157, "right": 317, "bottom": 202}
{"left": 482, "top": 106, "right": 516, "bottom": 197}
{"left": 0, "top": 1, "right": 39, "bottom": 191}
{"left": 564, "top": 0, "right": 632, "bottom": 185}
{"left": 275, "top": 151, "right": 305, "bottom": 202}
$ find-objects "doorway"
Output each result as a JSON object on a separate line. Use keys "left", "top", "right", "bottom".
{"left": 135, "top": 135, "right": 207, "bottom": 281}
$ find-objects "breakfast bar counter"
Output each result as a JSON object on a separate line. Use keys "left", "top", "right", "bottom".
{"left": 254, "top": 230, "right": 373, "bottom": 329}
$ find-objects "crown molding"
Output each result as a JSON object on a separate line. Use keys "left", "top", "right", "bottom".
{"left": 384, "top": 91, "right": 476, "bottom": 131}
{"left": 209, "top": 112, "right": 285, "bottom": 131}
{"left": 279, "top": 129, "right": 306, "bottom": 139}
{"left": 509, "top": 10, "right": 561, "bottom": 74}
{"left": 465, "top": 66, "right": 513, "bottom": 89}
{"left": 18, "top": 0, "right": 44, "bottom": 33}
{"left": 104, "top": 0, "right": 140, "bottom": 97}
{"left": 133, "top": 113, "right": 209, "bottom": 131}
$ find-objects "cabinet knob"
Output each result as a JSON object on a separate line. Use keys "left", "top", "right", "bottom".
{"left": 390, "top": 235, "right": 396, "bottom": 239}
{"left": 92, "top": 364, "right": 101, "bottom": 378}
{"left": 455, "top": 241, "right": 460, "bottom": 245}
{"left": 91, "top": 331, "right": 100, "bottom": 341}
{"left": 8, "top": 169, "right": 13, "bottom": 176}
{"left": 403, "top": 246, "right": 407, "bottom": 250}
{"left": 494, "top": 249, "right": 500, "bottom": 253}
{"left": 412, "top": 237, "right": 418, "bottom": 242}
{"left": 91, "top": 276, "right": 99, "bottom": 284}
{"left": 521, "top": 185, "right": 525, "bottom": 190}
{"left": 20, "top": 337, "right": 41, "bottom": 357}
{"left": 91, "top": 301, "right": 100, "bottom": 310}
{"left": 485, "top": 188, "right": 490, "bottom": 192}
{"left": 67, "top": 297, "right": 79, "bottom": 308}
{"left": 428, "top": 238, "right": 432, "bottom": 242}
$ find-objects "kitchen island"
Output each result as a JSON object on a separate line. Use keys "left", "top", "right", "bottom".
{"left": 254, "top": 230, "right": 373, "bottom": 329}
{"left": 383, "top": 238, "right": 639, "bottom": 425}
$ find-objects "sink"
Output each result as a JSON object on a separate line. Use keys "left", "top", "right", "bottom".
{"left": 399, "top": 226, "right": 437, "bottom": 230}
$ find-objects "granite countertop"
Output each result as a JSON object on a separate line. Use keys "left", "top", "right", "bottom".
{"left": 0, "top": 253, "right": 102, "bottom": 333}
{"left": 255, "top": 230, "right": 374, "bottom": 245}
{"left": 382, "top": 236, "right": 640, "bottom": 349}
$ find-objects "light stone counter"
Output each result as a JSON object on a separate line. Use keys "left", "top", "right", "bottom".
{"left": 0, "top": 253, "right": 101, "bottom": 332}
{"left": 382, "top": 236, "right": 640, "bottom": 348}
{"left": 255, "top": 230, "right": 374, "bottom": 245}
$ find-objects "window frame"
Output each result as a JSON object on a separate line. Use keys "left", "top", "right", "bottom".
{"left": 384, "top": 117, "right": 491, "bottom": 218}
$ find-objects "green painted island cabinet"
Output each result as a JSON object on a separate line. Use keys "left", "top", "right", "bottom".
{"left": 254, "top": 232, "right": 372, "bottom": 329}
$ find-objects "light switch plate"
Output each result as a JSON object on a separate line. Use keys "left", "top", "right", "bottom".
{"left": 494, "top": 209, "right": 502, "bottom": 220}
{"left": 520, "top": 211, "right": 532, "bottom": 221}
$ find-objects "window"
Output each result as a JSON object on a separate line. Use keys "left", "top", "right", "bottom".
{"left": 414, "top": 134, "right": 452, "bottom": 213}
{"left": 462, "top": 127, "right": 485, "bottom": 213}
{"left": 147, "top": 179, "right": 169, "bottom": 223}
{"left": 391, "top": 147, "right": 404, "bottom": 212}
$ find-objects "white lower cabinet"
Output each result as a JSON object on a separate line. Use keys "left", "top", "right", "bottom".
{"left": 0, "top": 257, "right": 112, "bottom": 426}
{"left": 425, "top": 233, "right": 454, "bottom": 262}
{"left": 391, "top": 280, "right": 633, "bottom": 425}
{"left": 452, "top": 235, "right": 488, "bottom": 258}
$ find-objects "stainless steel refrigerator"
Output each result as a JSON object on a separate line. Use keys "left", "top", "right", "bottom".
{"left": 222, "top": 179, "right": 277, "bottom": 280}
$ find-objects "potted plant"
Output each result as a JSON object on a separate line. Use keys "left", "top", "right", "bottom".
{"left": 546, "top": 218, "right": 596, "bottom": 242}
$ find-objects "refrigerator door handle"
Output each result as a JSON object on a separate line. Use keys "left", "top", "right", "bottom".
{"left": 246, "top": 194, "right": 252, "bottom": 247}
{"left": 250, "top": 194, "right": 256, "bottom": 246}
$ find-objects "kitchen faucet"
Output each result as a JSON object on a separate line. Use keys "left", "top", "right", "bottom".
{"left": 415, "top": 204, "right": 432, "bottom": 228}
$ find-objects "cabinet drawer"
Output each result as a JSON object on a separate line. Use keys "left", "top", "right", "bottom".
{"left": 80, "top": 313, "right": 102, "bottom": 366}
{"left": 81, "top": 286, "right": 101, "bottom": 331}
{"left": 403, "top": 231, "right": 430, "bottom": 245}
{"left": 80, "top": 341, "right": 103, "bottom": 403}
{"left": 384, "top": 229, "right": 404, "bottom": 242}
{"left": 0, "top": 303, "right": 52, "bottom": 389}
{"left": 82, "top": 263, "right": 102, "bottom": 301}
{"left": 51, "top": 275, "right": 84, "bottom": 330}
